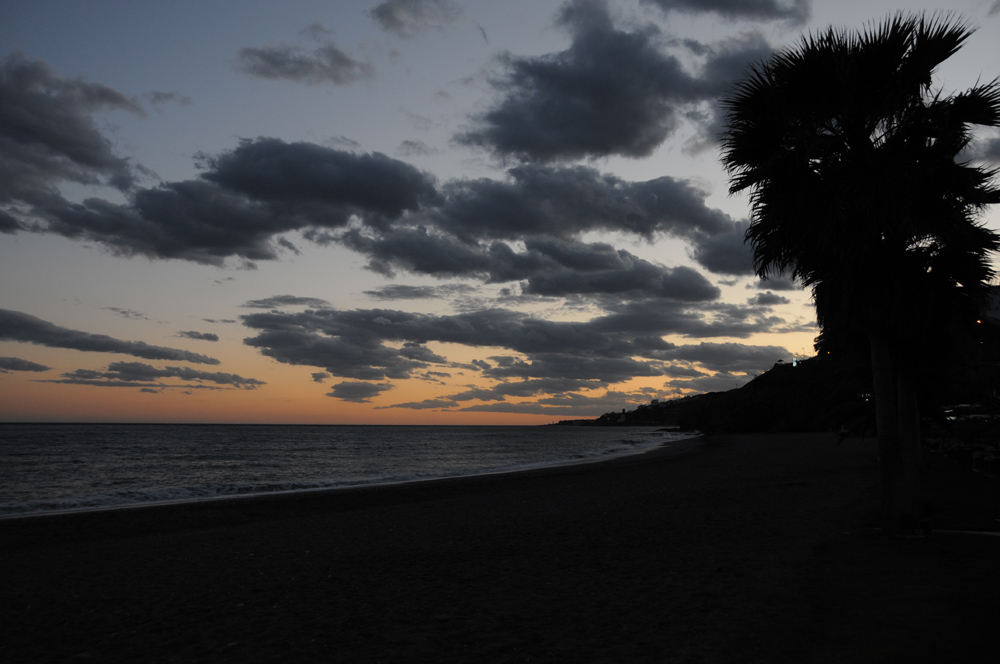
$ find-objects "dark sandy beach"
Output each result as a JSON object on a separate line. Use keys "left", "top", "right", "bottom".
{"left": 2, "top": 432, "right": 998, "bottom": 663}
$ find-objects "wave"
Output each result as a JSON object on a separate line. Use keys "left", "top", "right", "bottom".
{"left": 0, "top": 431, "right": 700, "bottom": 518}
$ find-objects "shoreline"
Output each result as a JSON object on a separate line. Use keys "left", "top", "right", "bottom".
{"left": 0, "top": 430, "right": 703, "bottom": 522}
{"left": 3, "top": 432, "right": 998, "bottom": 662}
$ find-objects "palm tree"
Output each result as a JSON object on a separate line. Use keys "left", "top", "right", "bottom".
{"left": 720, "top": 14, "right": 1000, "bottom": 535}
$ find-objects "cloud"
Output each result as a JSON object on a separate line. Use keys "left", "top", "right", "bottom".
{"left": 749, "top": 275, "right": 800, "bottom": 291}
{"left": 177, "top": 330, "right": 219, "bottom": 342}
{"left": 0, "top": 308, "right": 220, "bottom": 365}
{"left": 369, "top": 0, "right": 461, "bottom": 38}
{"left": 454, "top": 0, "right": 774, "bottom": 161}
{"left": 0, "top": 52, "right": 143, "bottom": 214}
{"left": 435, "top": 165, "right": 733, "bottom": 241}
{"left": 660, "top": 342, "right": 789, "bottom": 372}
{"left": 240, "top": 305, "right": 788, "bottom": 391}
{"left": 52, "top": 361, "right": 265, "bottom": 389}
{"left": 665, "top": 371, "right": 752, "bottom": 394}
{"left": 200, "top": 138, "right": 439, "bottom": 223}
{"left": 4, "top": 60, "right": 753, "bottom": 305}
{"left": 0, "top": 208, "right": 22, "bottom": 233}
{"left": 378, "top": 397, "right": 458, "bottom": 410}
{"left": 363, "top": 283, "right": 478, "bottom": 300}
{"left": 0, "top": 356, "right": 51, "bottom": 372}
{"left": 969, "top": 135, "right": 1000, "bottom": 163}
{"left": 104, "top": 307, "right": 148, "bottom": 320}
{"left": 299, "top": 22, "right": 332, "bottom": 41}
{"left": 327, "top": 381, "right": 394, "bottom": 402}
{"left": 482, "top": 353, "right": 665, "bottom": 383}
{"left": 241, "top": 294, "right": 332, "bottom": 309}
{"left": 311, "top": 371, "right": 330, "bottom": 383}
{"left": 688, "top": 219, "right": 753, "bottom": 275}
{"left": 235, "top": 43, "right": 372, "bottom": 85}
{"left": 143, "top": 90, "right": 191, "bottom": 110}
{"left": 346, "top": 232, "right": 724, "bottom": 303}
{"left": 747, "top": 291, "right": 790, "bottom": 307}
{"left": 454, "top": 389, "right": 653, "bottom": 416}
{"left": 26, "top": 138, "right": 438, "bottom": 265}
{"left": 5, "top": 50, "right": 743, "bottom": 279}
{"left": 590, "top": 299, "right": 784, "bottom": 339}
{"left": 397, "top": 139, "right": 437, "bottom": 157}
{"left": 523, "top": 250, "right": 721, "bottom": 302}
{"left": 641, "top": 0, "right": 810, "bottom": 24}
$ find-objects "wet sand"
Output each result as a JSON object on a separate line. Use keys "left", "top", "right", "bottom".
{"left": 2, "top": 432, "right": 998, "bottom": 663}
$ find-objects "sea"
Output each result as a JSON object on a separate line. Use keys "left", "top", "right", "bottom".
{"left": 0, "top": 423, "right": 699, "bottom": 518}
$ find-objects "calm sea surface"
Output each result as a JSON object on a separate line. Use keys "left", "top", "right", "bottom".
{"left": 0, "top": 424, "right": 698, "bottom": 517}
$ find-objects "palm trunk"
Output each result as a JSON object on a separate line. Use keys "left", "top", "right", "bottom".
{"left": 870, "top": 333, "right": 920, "bottom": 536}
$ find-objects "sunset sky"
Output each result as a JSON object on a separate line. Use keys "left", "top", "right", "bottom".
{"left": 2, "top": 0, "right": 999, "bottom": 424}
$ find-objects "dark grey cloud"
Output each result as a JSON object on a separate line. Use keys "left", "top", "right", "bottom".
{"left": 200, "top": 138, "right": 439, "bottom": 223}
{"left": 4, "top": 60, "right": 740, "bottom": 280}
{"left": 455, "top": 389, "right": 651, "bottom": 416}
{"left": 311, "top": 371, "right": 330, "bottom": 383}
{"left": 0, "top": 52, "right": 143, "bottom": 214}
{"left": 490, "top": 377, "right": 607, "bottom": 397}
{"left": 340, "top": 228, "right": 529, "bottom": 279}
{"left": 377, "top": 397, "right": 457, "bottom": 410}
{"left": 1, "top": 208, "right": 22, "bottom": 233}
{"left": 347, "top": 232, "right": 723, "bottom": 303}
{"left": 481, "top": 353, "right": 665, "bottom": 383}
{"left": 641, "top": 0, "right": 810, "bottom": 24}
{"left": 660, "top": 342, "right": 789, "bottom": 372}
{"left": 55, "top": 361, "right": 264, "bottom": 389}
{"left": 242, "top": 294, "right": 332, "bottom": 309}
{"left": 28, "top": 138, "right": 438, "bottom": 265}
{"left": 435, "top": 165, "right": 732, "bottom": 241}
{"left": 665, "top": 371, "right": 751, "bottom": 394}
{"left": 369, "top": 0, "right": 461, "bottom": 38}
{"left": 454, "top": 0, "right": 775, "bottom": 161}
{"left": 178, "top": 330, "right": 219, "bottom": 342}
{"left": 341, "top": 164, "right": 739, "bottom": 295}
{"left": 0, "top": 356, "right": 51, "bottom": 372}
{"left": 235, "top": 43, "right": 372, "bottom": 85}
{"left": 241, "top": 306, "right": 651, "bottom": 382}
{"left": 590, "top": 300, "right": 784, "bottom": 339}
{"left": 0, "top": 308, "right": 219, "bottom": 365}
{"left": 688, "top": 219, "right": 753, "bottom": 275}
{"left": 383, "top": 385, "right": 651, "bottom": 414}
{"left": 523, "top": 252, "right": 721, "bottom": 302}
{"left": 327, "top": 381, "right": 394, "bottom": 402}
{"left": 747, "top": 291, "right": 790, "bottom": 307}
{"left": 363, "top": 283, "right": 478, "bottom": 301}
{"left": 240, "top": 305, "right": 787, "bottom": 391}
{"left": 45, "top": 378, "right": 223, "bottom": 390}
{"left": 749, "top": 275, "right": 800, "bottom": 291}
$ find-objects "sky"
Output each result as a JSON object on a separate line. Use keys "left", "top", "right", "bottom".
{"left": 2, "top": 0, "right": 999, "bottom": 425}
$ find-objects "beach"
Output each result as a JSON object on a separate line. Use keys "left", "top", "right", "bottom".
{"left": 2, "top": 432, "right": 998, "bottom": 663}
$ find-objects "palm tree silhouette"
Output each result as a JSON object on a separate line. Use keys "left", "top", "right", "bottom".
{"left": 720, "top": 14, "right": 1000, "bottom": 535}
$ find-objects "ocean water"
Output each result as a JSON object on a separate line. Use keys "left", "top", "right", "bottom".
{"left": 0, "top": 423, "right": 698, "bottom": 518}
